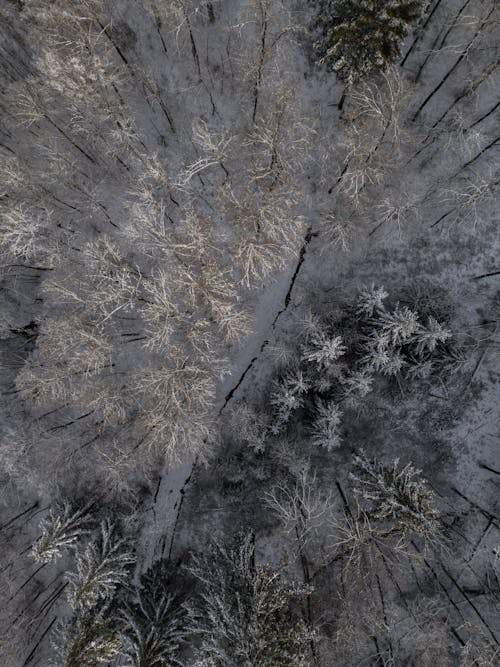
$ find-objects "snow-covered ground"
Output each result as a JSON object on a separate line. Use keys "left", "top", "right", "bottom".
{"left": 0, "top": 0, "right": 499, "bottom": 664}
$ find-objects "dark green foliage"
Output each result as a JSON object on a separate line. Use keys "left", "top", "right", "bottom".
{"left": 312, "top": 0, "right": 424, "bottom": 83}
{"left": 120, "top": 560, "right": 187, "bottom": 667}
{"left": 188, "top": 532, "right": 313, "bottom": 666}
{"left": 51, "top": 603, "right": 121, "bottom": 667}
{"left": 350, "top": 451, "right": 441, "bottom": 540}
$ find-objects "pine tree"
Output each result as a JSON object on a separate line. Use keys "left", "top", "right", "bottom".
{"left": 358, "top": 291, "right": 455, "bottom": 377}
{"left": 51, "top": 603, "right": 121, "bottom": 667}
{"left": 120, "top": 560, "right": 187, "bottom": 667}
{"left": 361, "top": 329, "right": 407, "bottom": 376}
{"left": 310, "top": 399, "right": 343, "bottom": 451}
{"left": 313, "top": 0, "right": 424, "bottom": 83}
{"left": 356, "top": 284, "right": 388, "bottom": 318}
{"left": 270, "top": 369, "right": 309, "bottom": 429}
{"left": 66, "top": 520, "right": 134, "bottom": 610}
{"left": 31, "top": 501, "right": 93, "bottom": 564}
{"left": 414, "top": 316, "right": 452, "bottom": 355}
{"left": 350, "top": 451, "right": 441, "bottom": 541}
{"left": 301, "top": 330, "right": 346, "bottom": 370}
{"left": 188, "top": 532, "right": 312, "bottom": 667}
{"left": 341, "top": 370, "right": 374, "bottom": 405}
{"left": 375, "top": 305, "right": 420, "bottom": 346}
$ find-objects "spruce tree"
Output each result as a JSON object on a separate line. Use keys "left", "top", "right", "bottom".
{"left": 313, "top": 0, "right": 424, "bottom": 83}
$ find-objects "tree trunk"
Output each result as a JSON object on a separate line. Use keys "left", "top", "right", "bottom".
{"left": 207, "top": 1, "right": 215, "bottom": 23}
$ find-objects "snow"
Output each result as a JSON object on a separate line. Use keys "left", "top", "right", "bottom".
{"left": 0, "top": 0, "right": 499, "bottom": 663}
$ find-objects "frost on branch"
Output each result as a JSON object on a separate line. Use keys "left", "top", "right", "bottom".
{"left": 310, "top": 399, "right": 343, "bottom": 451}
{"left": 228, "top": 401, "right": 271, "bottom": 454}
{"left": 311, "top": 0, "right": 424, "bottom": 84}
{"left": 0, "top": 203, "right": 53, "bottom": 262}
{"left": 120, "top": 560, "right": 187, "bottom": 667}
{"left": 50, "top": 603, "right": 121, "bottom": 667}
{"left": 266, "top": 467, "right": 335, "bottom": 548}
{"left": 350, "top": 451, "right": 441, "bottom": 541}
{"left": 66, "top": 520, "right": 134, "bottom": 610}
{"left": 31, "top": 501, "right": 93, "bottom": 564}
{"left": 356, "top": 284, "right": 388, "bottom": 318}
{"left": 270, "top": 369, "right": 309, "bottom": 430}
{"left": 301, "top": 330, "right": 346, "bottom": 370}
{"left": 188, "top": 531, "right": 313, "bottom": 667}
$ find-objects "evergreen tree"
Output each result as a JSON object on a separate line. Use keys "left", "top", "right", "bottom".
{"left": 356, "top": 284, "right": 388, "bottom": 318}
{"left": 313, "top": 0, "right": 424, "bottom": 83}
{"left": 51, "top": 603, "right": 121, "bottom": 667}
{"left": 301, "top": 330, "right": 346, "bottom": 370}
{"left": 31, "top": 501, "right": 93, "bottom": 564}
{"left": 361, "top": 329, "right": 407, "bottom": 376}
{"left": 350, "top": 451, "right": 441, "bottom": 541}
{"left": 341, "top": 370, "right": 374, "bottom": 407}
{"left": 188, "top": 532, "right": 312, "bottom": 667}
{"left": 375, "top": 304, "right": 420, "bottom": 346}
{"left": 66, "top": 520, "right": 134, "bottom": 610}
{"left": 310, "top": 399, "right": 343, "bottom": 451}
{"left": 358, "top": 289, "right": 455, "bottom": 377}
{"left": 270, "top": 369, "right": 310, "bottom": 430}
{"left": 120, "top": 560, "right": 187, "bottom": 667}
{"left": 414, "top": 316, "right": 452, "bottom": 355}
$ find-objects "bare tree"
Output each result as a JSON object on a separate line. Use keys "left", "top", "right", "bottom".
{"left": 266, "top": 467, "right": 335, "bottom": 551}
{"left": 441, "top": 169, "right": 499, "bottom": 227}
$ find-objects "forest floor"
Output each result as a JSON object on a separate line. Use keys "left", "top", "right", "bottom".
{"left": 0, "top": 0, "right": 499, "bottom": 664}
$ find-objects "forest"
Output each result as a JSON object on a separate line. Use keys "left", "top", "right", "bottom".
{"left": 0, "top": 0, "right": 499, "bottom": 665}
